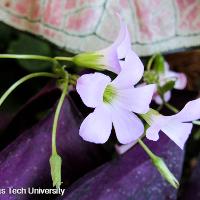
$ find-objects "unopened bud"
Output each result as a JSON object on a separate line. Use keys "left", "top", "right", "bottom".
{"left": 152, "top": 155, "right": 179, "bottom": 189}
{"left": 50, "top": 153, "right": 62, "bottom": 188}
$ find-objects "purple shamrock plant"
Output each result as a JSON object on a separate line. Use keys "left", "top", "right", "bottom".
{"left": 75, "top": 23, "right": 200, "bottom": 189}
{"left": 143, "top": 98, "right": 200, "bottom": 149}
{"left": 55, "top": 15, "right": 132, "bottom": 74}
{"left": 76, "top": 51, "right": 155, "bottom": 144}
{"left": 144, "top": 54, "right": 187, "bottom": 106}
{"left": 153, "top": 61, "right": 187, "bottom": 104}
{"left": 96, "top": 14, "right": 131, "bottom": 71}
{"left": 0, "top": 15, "right": 200, "bottom": 192}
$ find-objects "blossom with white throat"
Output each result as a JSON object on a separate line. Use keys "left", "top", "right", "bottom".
{"left": 143, "top": 98, "right": 200, "bottom": 149}
{"left": 76, "top": 51, "right": 156, "bottom": 144}
{"left": 154, "top": 62, "right": 187, "bottom": 104}
{"left": 72, "top": 16, "right": 132, "bottom": 73}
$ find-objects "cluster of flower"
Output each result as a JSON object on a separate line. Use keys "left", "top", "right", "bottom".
{"left": 76, "top": 17, "right": 200, "bottom": 150}
{"left": 0, "top": 15, "right": 199, "bottom": 190}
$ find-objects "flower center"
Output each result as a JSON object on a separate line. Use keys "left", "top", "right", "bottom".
{"left": 103, "top": 85, "right": 117, "bottom": 104}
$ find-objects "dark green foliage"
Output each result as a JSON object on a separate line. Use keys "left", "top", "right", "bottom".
{"left": 7, "top": 34, "right": 52, "bottom": 72}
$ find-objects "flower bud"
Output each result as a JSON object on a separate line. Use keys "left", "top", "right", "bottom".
{"left": 151, "top": 155, "right": 179, "bottom": 189}
{"left": 50, "top": 153, "right": 62, "bottom": 188}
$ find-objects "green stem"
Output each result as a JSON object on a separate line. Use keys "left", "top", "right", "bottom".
{"left": 54, "top": 56, "right": 73, "bottom": 62}
{"left": 147, "top": 54, "right": 156, "bottom": 71}
{"left": 157, "top": 104, "right": 164, "bottom": 111}
{"left": 138, "top": 139, "right": 156, "bottom": 159}
{"left": 0, "top": 72, "right": 59, "bottom": 107}
{"left": 0, "top": 53, "right": 56, "bottom": 63}
{"left": 138, "top": 139, "right": 179, "bottom": 188}
{"left": 52, "top": 75, "right": 69, "bottom": 154}
{"left": 164, "top": 102, "right": 179, "bottom": 113}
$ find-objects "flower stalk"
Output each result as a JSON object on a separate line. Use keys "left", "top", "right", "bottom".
{"left": 164, "top": 102, "right": 179, "bottom": 113}
{"left": 54, "top": 56, "right": 73, "bottom": 62}
{"left": 0, "top": 54, "right": 59, "bottom": 67}
{"left": 147, "top": 54, "right": 157, "bottom": 71}
{"left": 138, "top": 139, "right": 156, "bottom": 159}
{"left": 0, "top": 53, "right": 107, "bottom": 71}
{"left": 51, "top": 75, "right": 69, "bottom": 154}
{"left": 50, "top": 73, "right": 69, "bottom": 188}
{"left": 138, "top": 139, "right": 179, "bottom": 189}
{"left": 0, "top": 72, "right": 59, "bottom": 107}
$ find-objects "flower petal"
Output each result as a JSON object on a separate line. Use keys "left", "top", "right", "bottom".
{"left": 146, "top": 125, "right": 160, "bottom": 141}
{"left": 165, "top": 71, "right": 187, "bottom": 90}
{"left": 146, "top": 115, "right": 171, "bottom": 141}
{"left": 111, "top": 51, "right": 144, "bottom": 88}
{"left": 99, "top": 48, "right": 121, "bottom": 73}
{"left": 115, "top": 142, "right": 136, "bottom": 154}
{"left": 164, "top": 62, "right": 170, "bottom": 71}
{"left": 154, "top": 91, "right": 171, "bottom": 105}
{"left": 109, "top": 14, "right": 131, "bottom": 59}
{"left": 76, "top": 73, "right": 111, "bottom": 108}
{"left": 174, "top": 73, "right": 187, "bottom": 89}
{"left": 112, "top": 107, "right": 144, "bottom": 144}
{"left": 79, "top": 104, "right": 112, "bottom": 144}
{"left": 117, "top": 23, "right": 131, "bottom": 60}
{"left": 161, "top": 122, "right": 193, "bottom": 149}
{"left": 111, "top": 14, "right": 127, "bottom": 49}
{"left": 114, "top": 84, "right": 156, "bottom": 114}
{"left": 173, "top": 98, "right": 200, "bottom": 122}
{"left": 98, "top": 15, "right": 131, "bottom": 74}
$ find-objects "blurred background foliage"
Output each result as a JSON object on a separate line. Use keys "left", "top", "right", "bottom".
{"left": 0, "top": 22, "right": 73, "bottom": 114}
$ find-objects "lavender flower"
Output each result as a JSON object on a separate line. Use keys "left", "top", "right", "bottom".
{"left": 143, "top": 98, "right": 200, "bottom": 149}
{"left": 76, "top": 51, "right": 156, "bottom": 144}
{"left": 73, "top": 16, "right": 132, "bottom": 73}
{"left": 117, "top": 98, "right": 200, "bottom": 154}
{"left": 154, "top": 62, "right": 187, "bottom": 104}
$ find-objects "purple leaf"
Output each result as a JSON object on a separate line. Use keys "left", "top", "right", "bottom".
{"left": 0, "top": 98, "right": 108, "bottom": 199}
{"left": 0, "top": 80, "right": 61, "bottom": 150}
{"left": 58, "top": 134, "right": 184, "bottom": 200}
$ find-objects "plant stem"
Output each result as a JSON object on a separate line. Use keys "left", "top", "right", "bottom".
{"left": 138, "top": 139, "right": 179, "bottom": 188}
{"left": 0, "top": 53, "right": 56, "bottom": 63}
{"left": 0, "top": 72, "right": 59, "bottom": 107}
{"left": 54, "top": 56, "right": 73, "bottom": 62}
{"left": 157, "top": 104, "right": 164, "bottom": 111}
{"left": 147, "top": 54, "right": 156, "bottom": 71}
{"left": 164, "top": 102, "right": 179, "bottom": 113}
{"left": 51, "top": 75, "right": 69, "bottom": 154}
{"left": 138, "top": 139, "right": 156, "bottom": 159}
